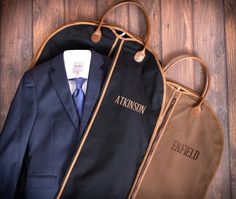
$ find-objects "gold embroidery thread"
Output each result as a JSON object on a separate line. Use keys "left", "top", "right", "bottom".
{"left": 114, "top": 95, "right": 146, "bottom": 114}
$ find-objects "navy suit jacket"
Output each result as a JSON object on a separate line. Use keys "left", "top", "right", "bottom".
{"left": 0, "top": 50, "right": 110, "bottom": 199}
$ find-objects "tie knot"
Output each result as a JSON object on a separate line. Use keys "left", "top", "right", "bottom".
{"left": 75, "top": 77, "right": 86, "bottom": 89}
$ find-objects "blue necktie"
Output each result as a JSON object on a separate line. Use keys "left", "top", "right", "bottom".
{"left": 72, "top": 77, "right": 86, "bottom": 122}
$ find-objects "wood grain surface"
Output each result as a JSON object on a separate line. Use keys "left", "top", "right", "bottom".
{"left": 0, "top": 0, "right": 235, "bottom": 198}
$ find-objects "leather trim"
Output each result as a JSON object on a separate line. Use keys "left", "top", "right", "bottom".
{"left": 108, "top": 36, "right": 119, "bottom": 57}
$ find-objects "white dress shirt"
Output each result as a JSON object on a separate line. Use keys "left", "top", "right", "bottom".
{"left": 63, "top": 50, "right": 92, "bottom": 95}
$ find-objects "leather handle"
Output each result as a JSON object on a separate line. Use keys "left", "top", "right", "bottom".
{"left": 163, "top": 55, "right": 211, "bottom": 114}
{"left": 91, "top": 0, "right": 150, "bottom": 63}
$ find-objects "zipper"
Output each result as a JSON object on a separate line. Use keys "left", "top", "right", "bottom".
{"left": 129, "top": 91, "right": 180, "bottom": 199}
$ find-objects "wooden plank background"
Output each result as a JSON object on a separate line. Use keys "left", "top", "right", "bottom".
{"left": 0, "top": 0, "right": 235, "bottom": 198}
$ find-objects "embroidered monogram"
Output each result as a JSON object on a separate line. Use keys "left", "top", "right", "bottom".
{"left": 114, "top": 95, "right": 146, "bottom": 114}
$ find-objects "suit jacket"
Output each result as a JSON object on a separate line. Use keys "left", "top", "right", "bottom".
{"left": 0, "top": 50, "right": 111, "bottom": 199}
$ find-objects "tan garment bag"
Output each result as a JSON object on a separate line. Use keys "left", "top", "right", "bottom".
{"left": 129, "top": 55, "right": 224, "bottom": 199}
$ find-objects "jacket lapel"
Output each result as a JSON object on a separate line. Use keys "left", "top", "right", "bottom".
{"left": 78, "top": 50, "right": 110, "bottom": 138}
{"left": 49, "top": 53, "right": 80, "bottom": 130}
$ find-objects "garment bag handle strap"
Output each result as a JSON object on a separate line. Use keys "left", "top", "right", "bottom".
{"left": 91, "top": 0, "right": 151, "bottom": 63}
{"left": 163, "top": 55, "right": 211, "bottom": 114}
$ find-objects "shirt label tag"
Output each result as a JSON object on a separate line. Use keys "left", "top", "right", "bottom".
{"left": 72, "top": 63, "right": 84, "bottom": 75}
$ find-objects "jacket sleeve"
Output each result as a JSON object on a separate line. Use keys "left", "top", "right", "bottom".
{"left": 0, "top": 70, "right": 37, "bottom": 199}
